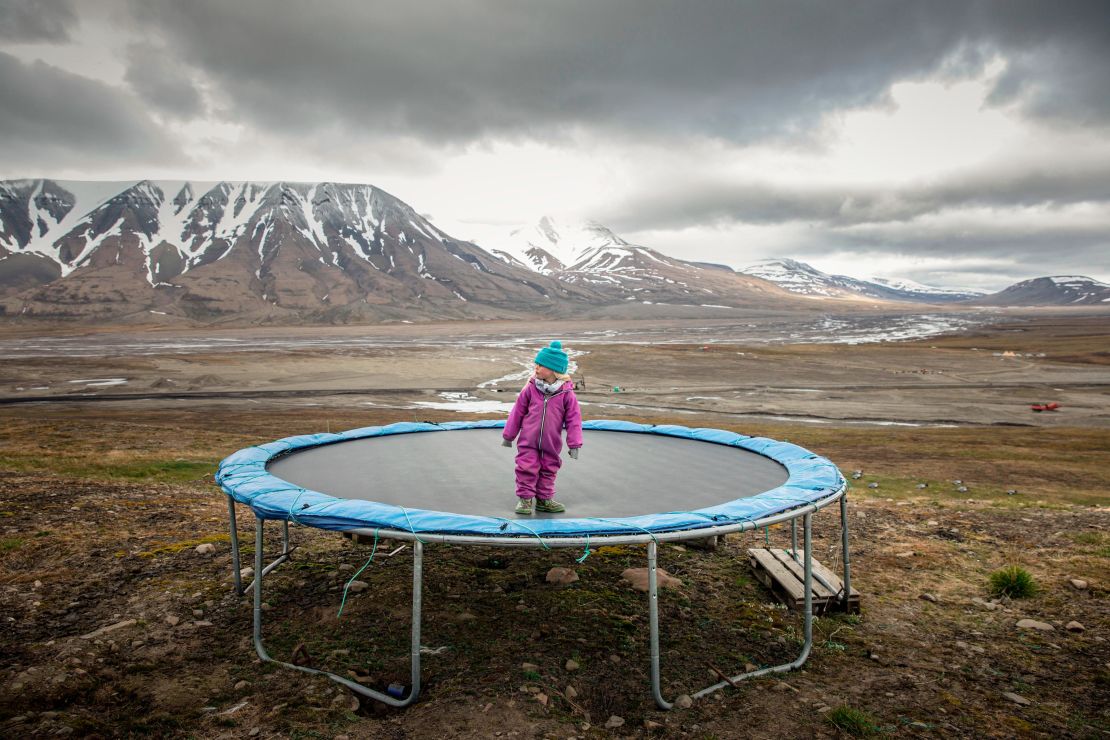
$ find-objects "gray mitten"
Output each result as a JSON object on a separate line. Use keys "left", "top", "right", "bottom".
{"left": 501, "top": 438, "right": 513, "bottom": 448}
{"left": 568, "top": 447, "right": 579, "bottom": 460}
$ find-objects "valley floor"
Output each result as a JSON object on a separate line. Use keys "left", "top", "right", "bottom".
{"left": 0, "top": 312, "right": 1107, "bottom": 737}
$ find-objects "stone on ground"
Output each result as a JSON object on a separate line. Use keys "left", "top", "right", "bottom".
{"left": 621, "top": 567, "right": 682, "bottom": 592}
{"left": 546, "top": 567, "right": 579, "bottom": 585}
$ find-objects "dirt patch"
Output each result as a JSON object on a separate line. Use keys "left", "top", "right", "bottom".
{"left": 1, "top": 408, "right": 1108, "bottom": 738}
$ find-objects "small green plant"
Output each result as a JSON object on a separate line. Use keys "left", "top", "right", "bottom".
{"left": 827, "top": 705, "right": 880, "bottom": 737}
{"left": 0, "top": 537, "right": 23, "bottom": 552}
{"left": 522, "top": 670, "right": 540, "bottom": 681}
{"left": 988, "top": 565, "right": 1038, "bottom": 599}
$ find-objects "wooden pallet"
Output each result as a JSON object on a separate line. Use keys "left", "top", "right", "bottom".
{"left": 747, "top": 548, "right": 860, "bottom": 615}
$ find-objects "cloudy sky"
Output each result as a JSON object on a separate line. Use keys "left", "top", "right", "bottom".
{"left": 2, "top": 0, "right": 1108, "bottom": 290}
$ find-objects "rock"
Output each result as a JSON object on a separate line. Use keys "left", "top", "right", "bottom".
{"left": 926, "top": 520, "right": 939, "bottom": 526}
{"left": 165, "top": 615, "right": 180, "bottom": 627}
{"left": 851, "top": 470, "right": 862, "bottom": 479}
{"left": 773, "top": 681, "right": 798, "bottom": 692}
{"left": 565, "top": 659, "right": 580, "bottom": 672}
{"left": 1066, "top": 621, "right": 1085, "bottom": 632}
{"left": 1002, "top": 691, "right": 1031, "bottom": 706}
{"left": 895, "top": 551, "right": 915, "bottom": 558}
{"left": 605, "top": 715, "right": 625, "bottom": 729}
{"left": 1069, "top": 579, "right": 1088, "bottom": 590}
{"left": 248, "top": 729, "right": 260, "bottom": 737}
{"left": 1016, "top": 619, "right": 1054, "bottom": 632}
{"left": 347, "top": 581, "right": 369, "bottom": 594}
{"left": 239, "top": 567, "right": 254, "bottom": 581}
{"left": 920, "top": 593, "right": 938, "bottom": 603}
{"left": 522, "top": 662, "right": 540, "bottom": 672}
{"left": 536, "top": 692, "right": 549, "bottom": 707}
{"left": 546, "top": 567, "right": 579, "bottom": 586}
{"left": 609, "top": 654, "right": 621, "bottom": 664}
{"left": 338, "top": 563, "right": 355, "bottom": 572}
{"left": 686, "top": 535, "right": 719, "bottom": 551}
{"left": 957, "top": 486, "right": 969, "bottom": 493}
{"left": 644, "top": 719, "right": 663, "bottom": 730}
{"left": 192, "top": 609, "right": 204, "bottom": 618}
{"left": 621, "top": 567, "right": 683, "bottom": 592}
{"left": 195, "top": 543, "right": 216, "bottom": 556}
{"left": 565, "top": 685, "right": 578, "bottom": 700}
{"left": 674, "top": 694, "right": 693, "bottom": 709}
{"left": 194, "top": 620, "right": 214, "bottom": 627}
{"left": 456, "top": 612, "right": 477, "bottom": 622}
{"left": 867, "top": 482, "right": 879, "bottom": 489}
{"left": 744, "top": 662, "right": 758, "bottom": 673}
{"left": 916, "top": 483, "right": 928, "bottom": 489}
{"left": 80, "top": 619, "right": 137, "bottom": 640}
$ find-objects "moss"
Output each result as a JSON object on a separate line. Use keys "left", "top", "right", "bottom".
{"left": 139, "top": 533, "right": 231, "bottom": 557}
{"left": 826, "top": 705, "right": 881, "bottom": 736}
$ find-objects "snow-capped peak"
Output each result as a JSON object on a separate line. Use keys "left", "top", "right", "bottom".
{"left": 741, "top": 258, "right": 984, "bottom": 303}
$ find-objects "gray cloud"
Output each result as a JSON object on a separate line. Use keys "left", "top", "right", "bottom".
{"left": 124, "top": 42, "right": 204, "bottom": 119}
{"left": 601, "top": 157, "right": 1110, "bottom": 233}
{"left": 119, "top": 0, "right": 1110, "bottom": 147}
{"left": 0, "top": 0, "right": 76, "bottom": 43}
{"left": 0, "top": 51, "right": 182, "bottom": 170}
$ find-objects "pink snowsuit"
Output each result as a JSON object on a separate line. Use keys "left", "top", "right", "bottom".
{"left": 503, "top": 378, "right": 584, "bottom": 500}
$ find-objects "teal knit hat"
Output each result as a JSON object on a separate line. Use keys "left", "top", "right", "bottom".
{"left": 534, "top": 340, "right": 569, "bottom": 374}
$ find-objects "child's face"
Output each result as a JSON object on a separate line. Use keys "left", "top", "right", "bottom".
{"left": 534, "top": 364, "right": 557, "bottom": 382}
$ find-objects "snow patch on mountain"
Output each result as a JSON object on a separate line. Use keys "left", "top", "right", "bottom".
{"left": 742, "top": 258, "right": 983, "bottom": 303}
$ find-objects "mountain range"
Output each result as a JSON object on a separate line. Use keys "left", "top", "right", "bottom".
{"left": 740, "top": 258, "right": 984, "bottom": 303}
{"left": 0, "top": 179, "right": 1106, "bottom": 323}
{"left": 0, "top": 179, "right": 793, "bottom": 322}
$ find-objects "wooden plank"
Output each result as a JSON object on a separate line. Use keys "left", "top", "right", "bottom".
{"left": 748, "top": 548, "right": 806, "bottom": 602}
{"left": 748, "top": 548, "right": 861, "bottom": 614}
{"left": 768, "top": 549, "right": 861, "bottom": 601}
{"left": 768, "top": 549, "right": 837, "bottom": 600}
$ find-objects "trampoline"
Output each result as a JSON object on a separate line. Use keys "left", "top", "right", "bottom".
{"left": 217, "top": 420, "right": 851, "bottom": 708}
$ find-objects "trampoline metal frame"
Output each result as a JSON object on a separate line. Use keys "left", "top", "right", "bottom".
{"left": 228, "top": 485, "right": 851, "bottom": 710}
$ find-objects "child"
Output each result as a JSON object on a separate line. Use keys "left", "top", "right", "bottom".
{"left": 502, "top": 340, "right": 583, "bottom": 515}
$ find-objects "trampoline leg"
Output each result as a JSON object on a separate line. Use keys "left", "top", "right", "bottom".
{"left": 839, "top": 493, "right": 853, "bottom": 611}
{"left": 251, "top": 519, "right": 423, "bottom": 708}
{"left": 791, "top": 518, "right": 798, "bottom": 557}
{"left": 234, "top": 512, "right": 295, "bottom": 597}
{"left": 228, "top": 495, "right": 242, "bottom": 595}
{"left": 687, "top": 513, "right": 816, "bottom": 703}
{"left": 647, "top": 540, "right": 673, "bottom": 710}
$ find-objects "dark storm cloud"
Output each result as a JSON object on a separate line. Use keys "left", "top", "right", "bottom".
{"left": 814, "top": 220, "right": 1110, "bottom": 285}
{"left": 124, "top": 43, "right": 204, "bottom": 119}
{"left": 602, "top": 159, "right": 1110, "bottom": 233}
{"left": 0, "top": 51, "right": 181, "bottom": 169}
{"left": 124, "top": 0, "right": 1110, "bottom": 145}
{"left": 0, "top": 0, "right": 76, "bottom": 43}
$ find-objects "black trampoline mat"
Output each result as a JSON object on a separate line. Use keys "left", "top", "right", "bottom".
{"left": 266, "top": 428, "right": 789, "bottom": 519}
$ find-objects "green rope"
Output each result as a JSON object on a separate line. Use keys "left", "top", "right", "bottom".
{"left": 491, "top": 518, "right": 551, "bottom": 550}
{"left": 338, "top": 529, "right": 380, "bottom": 619}
{"left": 585, "top": 517, "right": 660, "bottom": 546}
{"left": 287, "top": 488, "right": 309, "bottom": 525}
{"left": 397, "top": 506, "right": 427, "bottom": 544}
{"left": 575, "top": 533, "right": 591, "bottom": 563}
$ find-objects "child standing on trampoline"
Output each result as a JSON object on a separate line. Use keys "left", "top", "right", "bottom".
{"left": 503, "top": 340, "right": 583, "bottom": 515}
